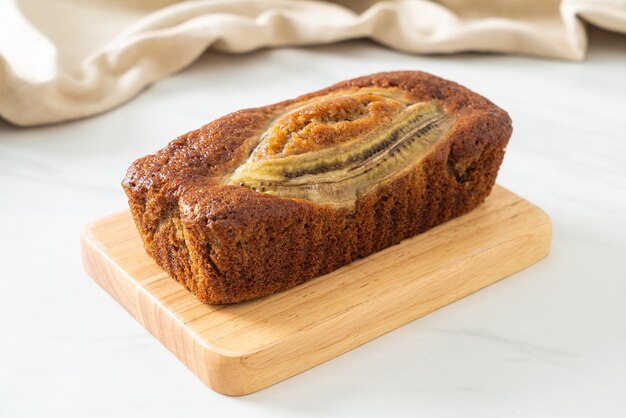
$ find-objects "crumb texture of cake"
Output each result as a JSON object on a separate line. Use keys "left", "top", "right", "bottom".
{"left": 122, "top": 71, "right": 513, "bottom": 304}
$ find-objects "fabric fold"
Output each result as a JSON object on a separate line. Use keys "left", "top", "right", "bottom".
{"left": 1, "top": 0, "right": 625, "bottom": 126}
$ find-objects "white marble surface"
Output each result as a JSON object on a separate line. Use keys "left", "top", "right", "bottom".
{"left": 1, "top": 28, "right": 625, "bottom": 418}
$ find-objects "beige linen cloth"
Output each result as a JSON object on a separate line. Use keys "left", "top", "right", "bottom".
{"left": 1, "top": 0, "right": 625, "bottom": 126}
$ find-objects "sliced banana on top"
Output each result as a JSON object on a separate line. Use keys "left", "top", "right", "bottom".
{"left": 225, "top": 89, "right": 455, "bottom": 204}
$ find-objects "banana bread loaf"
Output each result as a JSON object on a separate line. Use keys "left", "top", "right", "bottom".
{"left": 122, "top": 71, "right": 512, "bottom": 304}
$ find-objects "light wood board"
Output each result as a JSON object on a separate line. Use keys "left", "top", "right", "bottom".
{"left": 81, "top": 185, "right": 551, "bottom": 396}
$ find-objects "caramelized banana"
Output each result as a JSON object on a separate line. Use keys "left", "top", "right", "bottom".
{"left": 226, "top": 89, "right": 454, "bottom": 204}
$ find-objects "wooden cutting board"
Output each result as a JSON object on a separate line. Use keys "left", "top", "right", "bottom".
{"left": 81, "top": 185, "right": 551, "bottom": 396}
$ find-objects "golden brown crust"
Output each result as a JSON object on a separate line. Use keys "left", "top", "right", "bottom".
{"left": 122, "top": 71, "right": 512, "bottom": 304}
